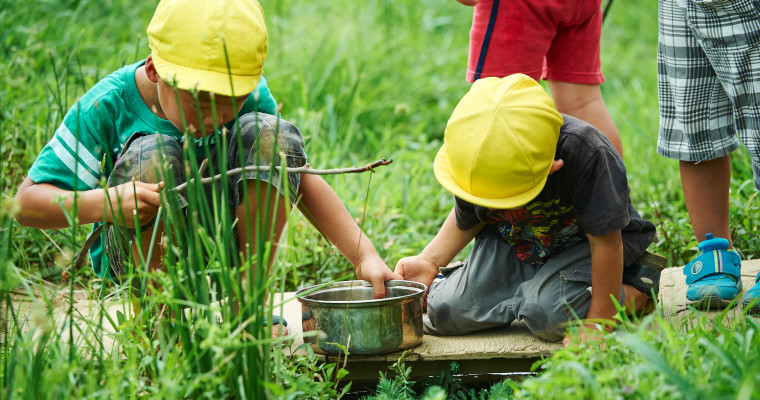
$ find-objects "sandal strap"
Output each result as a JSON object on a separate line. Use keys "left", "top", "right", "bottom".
{"left": 264, "top": 315, "right": 288, "bottom": 327}
{"left": 684, "top": 249, "right": 741, "bottom": 285}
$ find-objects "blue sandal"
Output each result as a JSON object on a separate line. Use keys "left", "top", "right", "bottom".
{"left": 684, "top": 233, "right": 742, "bottom": 309}
{"left": 741, "top": 272, "right": 760, "bottom": 315}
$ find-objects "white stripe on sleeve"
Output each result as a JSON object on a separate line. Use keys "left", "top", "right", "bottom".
{"left": 56, "top": 124, "right": 102, "bottom": 176}
{"left": 50, "top": 135, "right": 100, "bottom": 189}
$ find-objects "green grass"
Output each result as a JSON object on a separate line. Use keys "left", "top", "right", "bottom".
{"left": 356, "top": 311, "right": 760, "bottom": 400}
{"left": 512, "top": 311, "right": 760, "bottom": 400}
{"left": 2, "top": 0, "right": 760, "bottom": 398}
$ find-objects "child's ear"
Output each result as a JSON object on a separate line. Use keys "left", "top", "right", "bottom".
{"left": 145, "top": 55, "right": 160, "bottom": 83}
{"left": 548, "top": 159, "right": 564, "bottom": 175}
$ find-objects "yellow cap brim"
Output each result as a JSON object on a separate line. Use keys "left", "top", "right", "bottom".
{"left": 433, "top": 144, "right": 550, "bottom": 209}
{"left": 152, "top": 53, "right": 261, "bottom": 97}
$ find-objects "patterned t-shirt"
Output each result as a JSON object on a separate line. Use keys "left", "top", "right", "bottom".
{"left": 454, "top": 114, "right": 656, "bottom": 266}
{"left": 27, "top": 60, "right": 277, "bottom": 276}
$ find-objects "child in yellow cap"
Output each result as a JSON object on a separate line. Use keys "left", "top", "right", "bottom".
{"left": 396, "top": 74, "right": 663, "bottom": 344}
{"left": 15, "top": 0, "right": 400, "bottom": 335}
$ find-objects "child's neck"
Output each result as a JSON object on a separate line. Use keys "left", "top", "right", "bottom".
{"left": 135, "top": 65, "right": 167, "bottom": 120}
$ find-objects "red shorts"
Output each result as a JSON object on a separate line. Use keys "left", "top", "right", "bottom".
{"left": 466, "top": 0, "right": 605, "bottom": 85}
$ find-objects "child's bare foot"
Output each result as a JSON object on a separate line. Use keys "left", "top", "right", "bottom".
{"left": 270, "top": 323, "right": 289, "bottom": 338}
{"left": 267, "top": 315, "right": 289, "bottom": 339}
{"left": 622, "top": 284, "right": 652, "bottom": 315}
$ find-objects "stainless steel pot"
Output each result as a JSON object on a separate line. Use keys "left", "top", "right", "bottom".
{"left": 296, "top": 280, "right": 427, "bottom": 355}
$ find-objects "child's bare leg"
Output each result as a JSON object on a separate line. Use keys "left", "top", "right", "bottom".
{"left": 547, "top": 81, "right": 623, "bottom": 159}
{"left": 130, "top": 223, "right": 165, "bottom": 273}
{"left": 679, "top": 155, "right": 732, "bottom": 245}
{"left": 679, "top": 155, "right": 743, "bottom": 307}
{"left": 235, "top": 180, "right": 289, "bottom": 338}
{"left": 128, "top": 223, "right": 168, "bottom": 319}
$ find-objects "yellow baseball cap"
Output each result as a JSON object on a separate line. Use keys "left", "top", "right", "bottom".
{"left": 147, "top": 0, "right": 268, "bottom": 97}
{"left": 434, "top": 74, "right": 564, "bottom": 209}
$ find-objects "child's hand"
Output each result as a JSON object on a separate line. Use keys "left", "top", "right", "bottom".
{"left": 395, "top": 255, "right": 439, "bottom": 290}
{"left": 563, "top": 322, "right": 610, "bottom": 348}
{"left": 106, "top": 181, "right": 163, "bottom": 228}
{"left": 456, "top": 0, "right": 479, "bottom": 5}
{"left": 356, "top": 257, "right": 403, "bottom": 299}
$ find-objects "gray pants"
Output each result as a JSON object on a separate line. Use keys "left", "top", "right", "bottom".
{"left": 425, "top": 226, "right": 625, "bottom": 342}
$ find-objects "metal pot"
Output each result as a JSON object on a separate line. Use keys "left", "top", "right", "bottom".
{"left": 296, "top": 280, "right": 427, "bottom": 355}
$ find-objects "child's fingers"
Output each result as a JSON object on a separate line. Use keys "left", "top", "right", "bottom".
{"left": 370, "top": 277, "right": 386, "bottom": 299}
{"left": 393, "top": 265, "right": 405, "bottom": 280}
{"left": 133, "top": 181, "right": 165, "bottom": 192}
{"left": 129, "top": 182, "right": 164, "bottom": 207}
{"left": 394, "top": 259, "right": 408, "bottom": 276}
{"left": 145, "top": 192, "right": 162, "bottom": 207}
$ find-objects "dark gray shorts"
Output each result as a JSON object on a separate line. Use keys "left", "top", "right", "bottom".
{"left": 425, "top": 226, "right": 627, "bottom": 342}
{"left": 104, "top": 112, "right": 307, "bottom": 278}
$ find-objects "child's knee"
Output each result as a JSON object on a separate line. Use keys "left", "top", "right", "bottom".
{"left": 519, "top": 281, "right": 606, "bottom": 342}
{"left": 237, "top": 113, "right": 305, "bottom": 161}
{"left": 234, "top": 113, "right": 306, "bottom": 203}
{"left": 424, "top": 276, "right": 495, "bottom": 336}
{"left": 110, "top": 134, "right": 184, "bottom": 185}
{"left": 423, "top": 278, "right": 458, "bottom": 334}
{"left": 519, "top": 302, "right": 570, "bottom": 342}
{"left": 424, "top": 296, "right": 460, "bottom": 335}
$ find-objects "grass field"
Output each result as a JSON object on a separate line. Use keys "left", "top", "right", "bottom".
{"left": 2, "top": 0, "right": 760, "bottom": 398}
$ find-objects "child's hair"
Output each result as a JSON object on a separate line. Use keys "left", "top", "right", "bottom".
{"left": 147, "top": 0, "right": 268, "bottom": 96}
{"left": 434, "top": 74, "right": 564, "bottom": 209}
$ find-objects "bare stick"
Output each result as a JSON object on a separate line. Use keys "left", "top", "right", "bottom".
{"left": 197, "top": 158, "right": 208, "bottom": 177}
{"left": 61, "top": 223, "right": 108, "bottom": 279}
{"left": 172, "top": 158, "right": 392, "bottom": 193}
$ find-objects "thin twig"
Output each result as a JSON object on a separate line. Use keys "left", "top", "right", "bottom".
{"left": 38, "top": 228, "right": 64, "bottom": 254}
{"left": 197, "top": 158, "right": 208, "bottom": 177}
{"left": 61, "top": 223, "right": 107, "bottom": 279}
{"left": 172, "top": 159, "right": 393, "bottom": 193}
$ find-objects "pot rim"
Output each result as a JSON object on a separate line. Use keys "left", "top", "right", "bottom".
{"left": 295, "top": 280, "right": 427, "bottom": 308}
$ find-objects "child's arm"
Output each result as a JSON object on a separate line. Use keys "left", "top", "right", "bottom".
{"left": 15, "top": 177, "right": 162, "bottom": 229}
{"left": 297, "top": 173, "right": 402, "bottom": 299}
{"left": 578, "top": 230, "right": 624, "bottom": 337}
{"left": 395, "top": 208, "right": 484, "bottom": 289}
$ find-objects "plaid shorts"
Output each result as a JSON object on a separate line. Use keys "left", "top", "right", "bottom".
{"left": 658, "top": 0, "right": 760, "bottom": 188}
{"left": 104, "top": 112, "right": 307, "bottom": 278}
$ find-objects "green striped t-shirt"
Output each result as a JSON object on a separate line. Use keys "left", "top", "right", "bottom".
{"left": 27, "top": 60, "right": 277, "bottom": 276}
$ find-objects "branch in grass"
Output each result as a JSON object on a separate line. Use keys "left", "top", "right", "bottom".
{"left": 61, "top": 158, "right": 393, "bottom": 280}
{"left": 171, "top": 158, "right": 393, "bottom": 193}
{"left": 61, "top": 223, "right": 107, "bottom": 279}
